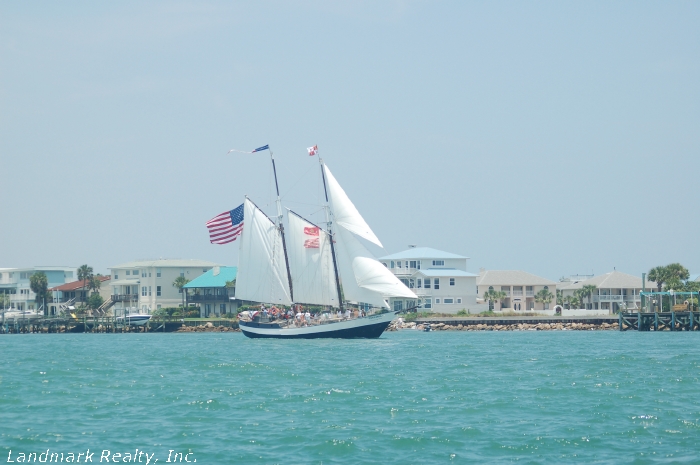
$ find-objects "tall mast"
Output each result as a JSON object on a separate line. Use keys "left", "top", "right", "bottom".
{"left": 319, "top": 157, "right": 344, "bottom": 311}
{"left": 268, "top": 147, "right": 294, "bottom": 303}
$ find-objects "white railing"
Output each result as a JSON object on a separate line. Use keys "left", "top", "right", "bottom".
{"left": 526, "top": 291, "right": 534, "bottom": 297}
{"left": 512, "top": 291, "right": 523, "bottom": 297}
{"left": 593, "top": 295, "right": 623, "bottom": 302}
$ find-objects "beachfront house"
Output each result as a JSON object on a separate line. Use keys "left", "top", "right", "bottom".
{"left": 48, "top": 275, "right": 112, "bottom": 315}
{"left": 0, "top": 266, "right": 77, "bottom": 314}
{"left": 183, "top": 266, "right": 238, "bottom": 317}
{"left": 108, "top": 259, "right": 220, "bottom": 316}
{"left": 379, "top": 247, "right": 479, "bottom": 314}
{"left": 558, "top": 270, "right": 655, "bottom": 313}
{"left": 476, "top": 270, "right": 557, "bottom": 311}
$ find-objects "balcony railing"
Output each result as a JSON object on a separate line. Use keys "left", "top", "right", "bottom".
{"left": 593, "top": 295, "right": 623, "bottom": 302}
{"left": 112, "top": 294, "right": 138, "bottom": 302}
{"left": 526, "top": 291, "right": 534, "bottom": 297}
{"left": 188, "top": 294, "right": 230, "bottom": 302}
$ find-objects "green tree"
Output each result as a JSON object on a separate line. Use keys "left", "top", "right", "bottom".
{"left": 173, "top": 276, "right": 190, "bottom": 308}
{"left": 0, "top": 293, "right": 10, "bottom": 309}
{"left": 29, "top": 271, "right": 49, "bottom": 315}
{"left": 579, "top": 285, "right": 597, "bottom": 309}
{"left": 556, "top": 289, "right": 564, "bottom": 306}
{"left": 563, "top": 294, "right": 579, "bottom": 310}
{"left": 87, "top": 293, "right": 104, "bottom": 311}
{"left": 88, "top": 275, "right": 102, "bottom": 295}
{"left": 77, "top": 264, "right": 93, "bottom": 303}
{"left": 534, "top": 288, "right": 554, "bottom": 309}
{"left": 483, "top": 288, "right": 507, "bottom": 311}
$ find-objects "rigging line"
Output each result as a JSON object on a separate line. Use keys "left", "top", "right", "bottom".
{"left": 279, "top": 164, "right": 317, "bottom": 200}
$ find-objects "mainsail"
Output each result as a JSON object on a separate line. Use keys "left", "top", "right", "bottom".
{"left": 286, "top": 211, "right": 338, "bottom": 307}
{"left": 235, "top": 198, "right": 292, "bottom": 305}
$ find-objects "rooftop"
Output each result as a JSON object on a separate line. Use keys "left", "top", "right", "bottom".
{"left": 416, "top": 268, "right": 477, "bottom": 278}
{"left": 477, "top": 270, "right": 557, "bottom": 286}
{"left": 558, "top": 270, "right": 657, "bottom": 290}
{"left": 50, "top": 276, "right": 111, "bottom": 292}
{"left": 110, "top": 259, "right": 221, "bottom": 269}
{"left": 184, "top": 266, "right": 238, "bottom": 289}
{"left": 379, "top": 247, "right": 468, "bottom": 260}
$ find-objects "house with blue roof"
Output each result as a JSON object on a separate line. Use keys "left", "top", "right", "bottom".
{"left": 379, "top": 247, "right": 480, "bottom": 314}
{"left": 183, "top": 266, "right": 238, "bottom": 317}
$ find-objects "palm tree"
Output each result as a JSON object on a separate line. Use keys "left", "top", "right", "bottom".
{"left": 87, "top": 275, "right": 102, "bottom": 296}
{"left": 77, "top": 264, "right": 93, "bottom": 304}
{"left": 563, "top": 295, "right": 579, "bottom": 310}
{"left": 29, "top": 271, "right": 49, "bottom": 315}
{"left": 556, "top": 289, "right": 564, "bottom": 306}
{"left": 648, "top": 266, "right": 669, "bottom": 292}
{"left": 534, "top": 288, "right": 554, "bottom": 309}
{"left": 580, "top": 285, "right": 597, "bottom": 309}
{"left": 483, "top": 289, "right": 507, "bottom": 311}
{"left": 173, "top": 276, "right": 190, "bottom": 309}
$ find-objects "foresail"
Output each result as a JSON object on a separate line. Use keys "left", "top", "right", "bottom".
{"left": 323, "top": 164, "right": 383, "bottom": 247}
{"left": 335, "top": 225, "right": 417, "bottom": 308}
{"left": 286, "top": 211, "right": 339, "bottom": 308}
{"left": 235, "top": 198, "right": 292, "bottom": 306}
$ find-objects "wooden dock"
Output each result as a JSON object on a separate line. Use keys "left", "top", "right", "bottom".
{"left": 618, "top": 311, "right": 700, "bottom": 331}
{"left": 0, "top": 316, "right": 238, "bottom": 334}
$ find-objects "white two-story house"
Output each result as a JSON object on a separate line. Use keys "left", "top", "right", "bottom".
{"left": 379, "top": 247, "right": 478, "bottom": 314}
{"left": 0, "top": 267, "right": 77, "bottom": 313}
{"left": 108, "top": 259, "right": 221, "bottom": 315}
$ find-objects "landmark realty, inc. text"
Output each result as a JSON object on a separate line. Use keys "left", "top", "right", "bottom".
{"left": 5, "top": 449, "right": 197, "bottom": 463}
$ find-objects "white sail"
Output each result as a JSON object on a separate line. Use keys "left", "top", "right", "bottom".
{"left": 323, "top": 164, "right": 383, "bottom": 247}
{"left": 235, "top": 198, "right": 292, "bottom": 305}
{"left": 334, "top": 225, "right": 417, "bottom": 308}
{"left": 286, "top": 211, "right": 339, "bottom": 307}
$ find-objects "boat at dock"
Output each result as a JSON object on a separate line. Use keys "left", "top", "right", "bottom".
{"left": 116, "top": 314, "right": 152, "bottom": 326}
{"left": 225, "top": 147, "right": 417, "bottom": 339}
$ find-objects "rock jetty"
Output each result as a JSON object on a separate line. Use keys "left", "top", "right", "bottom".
{"left": 177, "top": 322, "right": 240, "bottom": 332}
{"left": 387, "top": 321, "right": 617, "bottom": 331}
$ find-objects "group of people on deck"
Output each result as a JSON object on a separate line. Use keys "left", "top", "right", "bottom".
{"left": 258, "top": 303, "right": 367, "bottom": 326}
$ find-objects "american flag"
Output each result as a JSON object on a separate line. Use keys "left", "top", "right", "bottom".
{"left": 307, "top": 145, "right": 318, "bottom": 156}
{"left": 207, "top": 204, "right": 244, "bottom": 244}
{"left": 304, "top": 238, "right": 320, "bottom": 249}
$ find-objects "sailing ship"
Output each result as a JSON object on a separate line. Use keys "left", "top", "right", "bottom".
{"left": 231, "top": 148, "right": 417, "bottom": 339}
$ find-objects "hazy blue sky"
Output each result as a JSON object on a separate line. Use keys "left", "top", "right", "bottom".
{"left": 1, "top": 1, "right": 698, "bottom": 280}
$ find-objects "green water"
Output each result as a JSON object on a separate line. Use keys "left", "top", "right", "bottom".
{"left": 1, "top": 331, "right": 699, "bottom": 464}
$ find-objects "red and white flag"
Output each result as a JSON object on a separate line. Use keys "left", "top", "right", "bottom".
{"left": 304, "top": 226, "right": 319, "bottom": 236}
{"left": 304, "top": 238, "right": 320, "bottom": 249}
{"left": 307, "top": 145, "right": 318, "bottom": 156}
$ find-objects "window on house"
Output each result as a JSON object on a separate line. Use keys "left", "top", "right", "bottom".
{"left": 156, "top": 286, "right": 162, "bottom": 297}
{"left": 409, "top": 260, "right": 417, "bottom": 269}
{"left": 416, "top": 278, "right": 422, "bottom": 288}
{"left": 424, "top": 278, "right": 431, "bottom": 289}
{"left": 432, "top": 260, "right": 444, "bottom": 266}
{"left": 417, "top": 261, "right": 421, "bottom": 270}
{"left": 423, "top": 298, "right": 432, "bottom": 309}
{"left": 390, "top": 261, "right": 395, "bottom": 269}
{"left": 157, "top": 268, "right": 162, "bottom": 278}
{"left": 141, "top": 287, "right": 146, "bottom": 297}
{"left": 435, "top": 298, "right": 441, "bottom": 304}
{"left": 126, "top": 270, "right": 130, "bottom": 276}
{"left": 457, "top": 298, "right": 462, "bottom": 304}
{"left": 444, "top": 298, "right": 454, "bottom": 304}
{"left": 180, "top": 269, "right": 185, "bottom": 277}
{"left": 409, "top": 279, "right": 415, "bottom": 289}
{"left": 142, "top": 270, "right": 147, "bottom": 277}
{"left": 434, "top": 278, "right": 440, "bottom": 290}
{"left": 148, "top": 272, "right": 152, "bottom": 277}
{"left": 400, "top": 278, "right": 409, "bottom": 287}
{"left": 397, "top": 261, "right": 402, "bottom": 268}
{"left": 220, "top": 304, "right": 226, "bottom": 314}
{"left": 393, "top": 300, "right": 403, "bottom": 311}
{"left": 450, "top": 278, "right": 455, "bottom": 286}
{"left": 114, "top": 272, "right": 119, "bottom": 279}
{"left": 156, "top": 304, "right": 161, "bottom": 310}
{"left": 148, "top": 286, "right": 152, "bottom": 296}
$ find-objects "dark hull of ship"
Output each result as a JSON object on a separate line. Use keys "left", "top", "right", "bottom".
{"left": 239, "top": 311, "right": 396, "bottom": 339}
